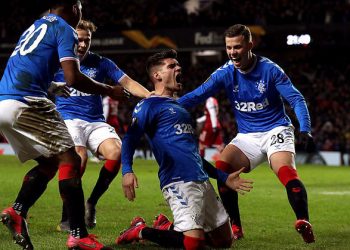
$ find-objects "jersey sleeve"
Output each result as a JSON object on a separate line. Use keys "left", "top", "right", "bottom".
{"left": 273, "top": 67, "right": 311, "bottom": 132}
{"left": 121, "top": 100, "right": 151, "bottom": 175}
{"left": 101, "top": 57, "right": 126, "bottom": 85}
{"left": 56, "top": 23, "right": 79, "bottom": 63}
{"left": 178, "top": 68, "right": 225, "bottom": 109}
{"left": 53, "top": 68, "right": 65, "bottom": 82}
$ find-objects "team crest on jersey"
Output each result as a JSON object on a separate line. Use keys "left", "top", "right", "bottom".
{"left": 256, "top": 80, "right": 266, "bottom": 94}
{"left": 169, "top": 107, "right": 176, "bottom": 114}
{"left": 86, "top": 68, "right": 97, "bottom": 78}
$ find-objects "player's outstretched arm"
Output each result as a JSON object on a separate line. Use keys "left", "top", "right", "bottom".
{"left": 120, "top": 76, "right": 151, "bottom": 98}
{"left": 225, "top": 168, "right": 253, "bottom": 195}
{"left": 122, "top": 173, "right": 139, "bottom": 201}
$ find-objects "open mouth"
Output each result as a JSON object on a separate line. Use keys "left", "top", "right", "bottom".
{"left": 175, "top": 73, "right": 183, "bottom": 83}
{"left": 231, "top": 56, "right": 241, "bottom": 63}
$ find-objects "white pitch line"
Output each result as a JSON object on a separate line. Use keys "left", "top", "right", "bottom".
{"left": 319, "top": 191, "right": 350, "bottom": 195}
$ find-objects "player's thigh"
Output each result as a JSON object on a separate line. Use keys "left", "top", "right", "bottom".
{"left": 86, "top": 123, "right": 121, "bottom": 160}
{"left": 162, "top": 181, "right": 207, "bottom": 232}
{"left": 228, "top": 132, "right": 271, "bottom": 171}
{"left": 64, "top": 119, "right": 88, "bottom": 147}
{"left": 75, "top": 146, "right": 88, "bottom": 165}
{"left": 0, "top": 98, "right": 74, "bottom": 162}
{"left": 264, "top": 126, "right": 296, "bottom": 173}
{"left": 98, "top": 138, "right": 121, "bottom": 160}
{"left": 203, "top": 182, "right": 230, "bottom": 232}
{"left": 220, "top": 144, "right": 247, "bottom": 170}
{"left": 270, "top": 151, "right": 296, "bottom": 174}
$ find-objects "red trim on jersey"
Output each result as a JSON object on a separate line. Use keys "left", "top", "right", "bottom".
{"left": 277, "top": 166, "right": 299, "bottom": 186}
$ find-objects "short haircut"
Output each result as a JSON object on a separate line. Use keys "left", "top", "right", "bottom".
{"left": 77, "top": 20, "right": 97, "bottom": 33}
{"left": 224, "top": 24, "right": 252, "bottom": 43}
{"left": 48, "top": 0, "right": 81, "bottom": 8}
{"left": 146, "top": 49, "right": 177, "bottom": 75}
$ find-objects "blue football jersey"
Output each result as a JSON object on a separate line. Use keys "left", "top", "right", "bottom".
{"left": 122, "top": 96, "right": 208, "bottom": 189}
{"left": 178, "top": 55, "right": 311, "bottom": 133}
{"left": 54, "top": 51, "right": 126, "bottom": 122}
{"left": 0, "top": 14, "right": 78, "bottom": 102}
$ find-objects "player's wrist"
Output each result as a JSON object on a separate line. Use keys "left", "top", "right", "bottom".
{"left": 122, "top": 166, "right": 134, "bottom": 176}
{"left": 217, "top": 169, "right": 229, "bottom": 183}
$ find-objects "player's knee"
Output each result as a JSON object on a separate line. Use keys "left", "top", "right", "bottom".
{"left": 208, "top": 237, "right": 233, "bottom": 248}
{"left": 277, "top": 166, "right": 299, "bottom": 186}
{"left": 39, "top": 165, "right": 58, "bottom": 180}
{"left": 101, "top": 143, "right": 121, "bottom": 160}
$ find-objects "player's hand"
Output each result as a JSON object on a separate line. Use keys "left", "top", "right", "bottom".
{"left": 48, "top": 81, "right": 71, "bottom": 97}
{"left": 225, "top": 167, "right": 253, "bottom": 195}
{"left": 299, "top": 131, "right": 316, "bottom": 153}
{"left": 122, "top": 173, "right": 139, "bottom": 201}
{"left": 109, "top": 85, "right": 131, "bottom": 101}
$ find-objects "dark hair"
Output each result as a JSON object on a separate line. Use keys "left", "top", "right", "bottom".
{"left": 146, "top": 49, "right": 177, "bottom": 74}
{"left": 224, "top": 24, "right": 252, "bottom": 42}
{"left": 77, "top": 20, "right": 97, "bottom": 33}
{"left": 48, "top": 0, "right": 81, "bottom": 8}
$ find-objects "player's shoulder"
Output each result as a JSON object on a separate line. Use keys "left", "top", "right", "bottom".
{"left": 211, "top": 60, "right": 234, "bottom": 76}
{"left": 257, "top": 55, "right": 285, "bottom": 73}
{"left": 83, "top": 51, "right": 103, "bottom": 64}
{"left": 39, "top": 14, "right": 69, "bottom": 28}
{"left": 134, "top": 96, "right": 171, "bottom": 113}
{"left": 38, "top": 14, "right": 76, "bottom": 38}
{"left": 88, "top": 52, "right": 118, "bottom": 67}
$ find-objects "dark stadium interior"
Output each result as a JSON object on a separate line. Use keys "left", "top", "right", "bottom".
{"left": 0, "top": 0, "right": 349, "bottom": 161}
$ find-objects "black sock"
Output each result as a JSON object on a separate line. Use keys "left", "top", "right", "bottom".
{"left": 87, "top": 166, "right": 117, "bottom": 205}
{"left": 61, "top": 203, "right": 68, "bottom": 222}
{"left": 13, "top": 166, "right": 52, "bottom": 218}
{"left": 141, "top": 227, "right": 184, "bottom": 248}
{"left": 286, "top": 179, "right": 309, "bottom": 220}
{"left": 217, "top": 181, "right": 241, "bottom": 227}
{"left": 59, "top": 178, "right": 87, "bottom": 238}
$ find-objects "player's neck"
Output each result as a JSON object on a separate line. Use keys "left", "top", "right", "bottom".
{"left": 239, "top": 53, "right": 257, "bottom": 73}
{"left": 153, "top": 89, "right": 174, "bottom": 98}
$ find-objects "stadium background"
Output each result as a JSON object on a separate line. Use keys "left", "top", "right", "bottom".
{"left": 0, "top": 0, "right": 349, "bottom": 165}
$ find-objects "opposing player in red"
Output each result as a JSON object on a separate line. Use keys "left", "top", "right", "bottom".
{"left": 197, "top": 97, "right": 224, "bottom": 158}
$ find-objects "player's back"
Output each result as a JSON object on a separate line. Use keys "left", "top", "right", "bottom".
{"left": 0, "top": 14, "right": 78, "bottom": 102}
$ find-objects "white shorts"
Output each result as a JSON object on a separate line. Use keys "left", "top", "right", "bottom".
{"left": 64, "top": 118, "right": 121, "bottom": 157}
{"left": 0, "top": 97, "right": 74, "bottom": 162}
{"left": 162, "top": 180, "right": 229, "bottom": 233}
{"left": 230, "top": 126, "right": 295, "bottom": 169}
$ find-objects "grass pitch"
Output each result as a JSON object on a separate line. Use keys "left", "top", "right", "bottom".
{"left": 0, "top": 155, "right": 349, "bottom": 249}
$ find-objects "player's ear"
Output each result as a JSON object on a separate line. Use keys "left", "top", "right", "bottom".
{"left": 248, "top": 41, "right": 253, "bottom": 50}
{"left": 153, "top": 71, "right": 161, "bottom": 81}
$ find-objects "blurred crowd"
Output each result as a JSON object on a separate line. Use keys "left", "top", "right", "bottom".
{"left": 1, "top": 0, "right": 349, "bottom": 155}
{"left": 1, "top": 0, "right": 350, "bottom": 38}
